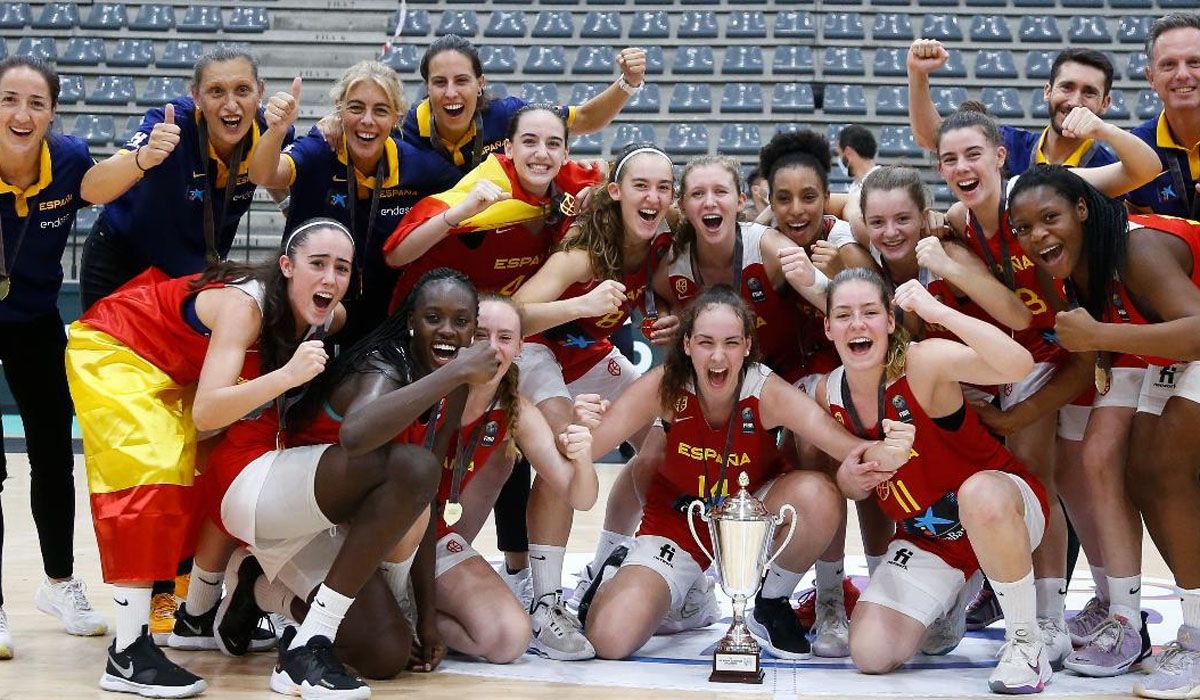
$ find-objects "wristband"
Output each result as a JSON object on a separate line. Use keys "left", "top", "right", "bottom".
{"left": 133, "top": 147, "right": 149, "bottom": 172}
{"left": 809, "top": 269, "right": 831, "bottom": 294}
{"left": 442, "top": 210, "right": 460, "bottom": 228}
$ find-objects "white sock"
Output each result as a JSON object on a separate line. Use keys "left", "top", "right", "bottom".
{"left": 815, "top": 559, "right": 845, "bottom": 601}
{"left": 1090, "top": 565, "right": 1109, "bottom": 602}
{"left": 866, "top": 554, "right": 884, "bottom": 577}
{"left": 992, "top": 571, "right": 1038, "bottom": 641}
{"left": 589, "top": 529, "right": 633, "bottom": 575}
{"left": 379, "top": 551, "right": 417, "bottom": 605}
{"left": 252, "top": 577, "right": 296, "bottom": 618}
{"left": 529, "top": 544, "right": 565, "bottom": 604}
{"left": 292, "top": 584, "right": 353, "bottom": 648}
{"left": 185, "top": 564, "right": 224, "bottom": 616}
{"left": 113, "top": 586, "right": 152, "bottom": 652}
{"left": 1034, "top": 577, "right": 1067, "bottom": 620}
{"left": 1181, "top": 588, "right": 1200, "bottom": 630}
{"left": 1107, "top": 575, "right": 1142, "bottom": 628}
{"left": 761, "top": 563, "right": 804, "bottom": 600}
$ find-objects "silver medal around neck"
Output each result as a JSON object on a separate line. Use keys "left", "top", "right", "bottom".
{"left": 443, "top": 501, "right": 463, "bottom": 526}
{"left": 1095, "top": 363, "right": 1112, "bottom": 396}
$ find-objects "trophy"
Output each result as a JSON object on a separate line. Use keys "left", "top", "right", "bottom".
{"left": 688, "top": 472, "right": 797, "bottom": 684}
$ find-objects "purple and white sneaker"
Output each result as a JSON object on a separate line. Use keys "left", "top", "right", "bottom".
{"left": 1134, "top": 625, "right": 1200, "bottom": 700}
{"left": 1066, "top": 596, "right": 1110, "bottom": 646}
{"left": 989, "top": 628, "right": 1052, "bottom": 695}
{"left": 1063, "top": 611, "right": 1151, "bottom": 677}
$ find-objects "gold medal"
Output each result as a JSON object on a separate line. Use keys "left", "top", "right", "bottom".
{"left": 0, "top": 277, "right": 9, "bottom": 301}
{"left": 443, "top": 501, "right": 463, "bottom": 526}
{"left": 1095, "top": 363, "right": 1111, "bottom": 396}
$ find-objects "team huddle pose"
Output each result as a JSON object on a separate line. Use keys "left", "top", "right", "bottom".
{"left": 1, "top": 10, "right": 1199, "bottom": 700}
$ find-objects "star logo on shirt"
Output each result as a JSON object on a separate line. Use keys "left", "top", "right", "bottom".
{"left": 187, "top": 188, "right": 204, "bottom": 201}
{"left": 1159, "top": 185, "right": 1178, "bottom": 203}
{"left": 912, "top": 507, "right": 954, "bottom": 536}
{"left": 564, "top": 334, "right": 595, "bottom": 349}
{"left": 329, "top": 193, "right": 349, "bottom": 208}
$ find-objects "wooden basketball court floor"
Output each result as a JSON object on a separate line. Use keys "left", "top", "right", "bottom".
{"left": 0, "top": 452, "right": 1172, "bottom": 699}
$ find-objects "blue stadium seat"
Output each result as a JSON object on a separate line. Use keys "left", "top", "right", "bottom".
{"left": 878, "top": 126, "right": 923, "bottom": 158}
{"left": 1134, "top": 89, "right": 1162, "bottom": 120}
{"left": 581, "top": 11, "right": 622, "bottom": 39}
{"left": 718, "top": 124, "right": 762, "bottom": 156}
{"left": 931, "top": 86, "right": 968, "bottom": 116}
{"left": 1118, "top": 16, "right": 1152, "bottom": 44}
{"left": 825, "top": 125, "right": 848, "bottom": 149}
{"left": 774, "top": 46, "right": 815, "bottom": 74}
{"left": 774, "top": 11, "right": 815, "bottom": 39}
{"left": 1013, "top": 0, "right": 1055, "bottom": 7}
{"left": 538, "top": 0, "right": 579, "bottom": 5}
{"left": 569, "top": 82, "right": 604, "bottom": 104}
{"left": 479, "top": 45, "right": 516, "bottom": 73}
{"left": 521, "top": 82, "right": 559, "bottom": 105}
{"left": 824, "top": 12, "right": 865, "bottom": 40}
{"left": 1110, "top": 0, "right": 1152, "bottom": 6}
{"left": 721, "top": 83, "right": 763, "bottom": 113}
{"left": 0, "top": 2, "right": 30, "bottom": 28}
{"left": 178, "top": 5, "right": 222, "bottom": 32}
{"left": 669, "top": 83, "right": 712, "bottom": 113}
{"left": 487, "top": 83, "right": 509, "bottom": 99}
{"left": 1030, "top": 89, "right": 1049, "bottom": 119}
{"left": 1061, "top": 0, "right": 1103, "bottom": 6}
{"left": 59, "top": 38, "right": 105, "bottom": 66}
{"left": 82, "top": 2, "right": 126, "bottom": 29}
{"left": 381, "top": 44, "right": 419, "bottom": 73}
{"left": 110, "top": 39, "right": 155, "bottom": 68}
{"left": 625, "top": 84, "right": 661, "bottom": 113}
{"left": 630, "top": 11, "right": 669, "bottom": 39}
{"left": 611, "top": 123, "right": 655, "bottom": 152}
{"left": 875, "top": 85, "right": 909, "bottom": 115}
{"left": 436, "top": 10, "right": 477, "bottom": 37}
{"left": 772, "top": 83, "right": 814, "bottom": 113}
{"left": 645, "top": 46, "right": 665, "bottom": 75}
{"left": 873, "top": 13, "right": 913, "bottom": 41}
{"left": 775, "top": 123, "right": 805, "bottom": 136}
{"left": 679, "top": 11, "right": 719, "bottom": 39}
{"left": 934, "top": 185, "right": 953, "bottom": 206}
{"left": 139, "top": 76, "right": 187, "bottom": 106}
{"left": 921, "top": 14, "right": 962, "bottom": 42}
{"left": 86, "top": 76, "right": 135, "bottom": 106}
{"left": 524, "top": 46, "right": 566, "bottom": 74}
{"left": 824, "top": 47, "right": 865, "bottom": 76}
{"left": 1127, "top": 52, "right": 1148, "bottom": 81}
{"left": 934, "top": 49, "right": 967, "bottom": 78}
{"left": 1159, "top": 1, "right": 1193, "bottom": 10}
{"left": 32, "top": 2, "right": 76, "bottom": 28}
{"left": 226, "top": 6, "right": 269, "bottom": 33}
{"left": 1068, "top": 16, "right": 1110, "bottom": 43}
{"left": 1106, "top": 89, "right": 1130, "bottom": 120}
{"left": 970, "top": 16, "right": 1012, "bottom": 42}
{"left": 976, "top": 50, "right": 1018, "bottom": 79}
{"left": 72, "top": 114, "right": 115, "bottom": 147}
{"left": 727, "top": 11, "right": 767, "bottom": 39}
{"left": 533, "top": 11, "right": 573, "bottom": 38}
{"left": 667, "top": 124, "right": 709, "bottom": 155}
{"left": 158, "top": 40, "right": 202, "bottom": 69}
{"left": 0, "top": 38, "right": 6, "bottom": 59}
{"left": 58, "top": 74, "right": 84, "bottom": 104}
{"left": 724, "top": 46, "right": 764, "bottom": 75}
{"left": 387, "top": 9, "right": 429, "bottom": 36}
{"left": 573, "top": 47, "right": 611, "bottom": 75}
{"left": 874, "top": 48, "right": 908, "bottom": 77}
{"left": 485, "top": 10, "right": 527, "bottom": 38}
{"left": 570, "top": 132, "right": 602, "bottom": 155}
{"left": 981, "top": 87, "right": 1025, "bottom": 118}
{"left": 674, "top": 47, "right": 715, "bottom": 75}
{"left": 824, "top": 85, "right": 867, "bottom": 115}
{"left": 965, "top": 0, "right": 1006, "bottom": 6}
{"left": 919, "top": 0, "right": 960, "bottom": 6}
{"left": 1025, "top": 50, "right": 1056, "bottom": 80}
{"left": 130, "top": 4, "right": 172, "bottom": 31}
{"left": 15, "top": 37, "right": 56, "bottom": 62}
{"left": 1019, "top": 16, "right": 1061, "bottom": 43}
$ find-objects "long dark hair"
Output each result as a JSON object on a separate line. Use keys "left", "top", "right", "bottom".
{"left": 659, "top": 286, "right": 761, "bottom": 412}
{"left": 0, "top": 56, "right": 60, "bottom": 108}
{"left": 190, "top": 217, "right": 352, "bottom": 377}
{"left": 1008, "top": 164, "right": 1128, "bottom": 322}
{"left": 419, "top": 34, "right": 493, "bottom": 113}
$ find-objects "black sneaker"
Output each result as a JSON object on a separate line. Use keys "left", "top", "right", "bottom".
{"left": 269, "top": 626, "right": 369, "bottom": 699}
{"left": 965, "top": 582, "right": 1004, "bottom": 631}
{"left": 576, "top": 544, "right": 628, "bottom": 626}
{"left": 100, "top": 625, "right": 207, "bottom": 698}
{"left": 214, "top": 550, "right": 277, "bottom": 656}
{"left": 167, "top": 603, "right": 217, "bottom": 651}
{"left": 746, "top": 592, "right": 811, "bottom": 660}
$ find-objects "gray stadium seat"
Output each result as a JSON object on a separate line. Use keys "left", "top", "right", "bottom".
{"left": 33, "top": 2, "right": 76, "bottom": 28}
{"left": 774, "top": 46, "right": 815, "bottom": 75}
{"left": 970, "top": 16, "right": 1012, "bottom": 42}
{"left": 569, "top": 83, "right": 604, "bottom": 104}
{"left": 1019, "top": 16, "right": 1062, "bottom": 43}
{"left": 875, "top": 85, "right": 909, "bottom": 115}
{"left": 772, "top": 83, "right": 814, "bottom": 113}
{"left": 110, "top": 39, "right": 155, "bottom": 68}
{"left": 727, "top": 11, "right": 767, "bottom": 39}
{"left": 226, "top": 6, "right": 268, "bottom": 33}
{"left": 59, "top": 38, "right": 105, "bottom": 66}
{"left": 0, "top": 2, "right": 29, "bottom": 28}
{"left": 934, "top": 49, "right": 967, "bottom": 78}
{"left": 824, "top": 47, "right": 865, "bottom": 76}
{"left": 436, "top": 10, "right": 478, "bottom": 37}
{"left": 1134, "top": 90, "right": 1162, "bottom": 120}
{"left": 0, "top": 38, "right": 5, "bottom": 59}
{"left": 539, "top": 0, "right": 579, "bottom": 5}
{"left": 487, "top": 83, "right": 509, "bottom": 99}
{"left": 965, "top": 0, "right": 1006, "bottom": 6}
{"left": 178, "top": 5, "right": 222, "bottom": 32}
{"left": 16, "top": 37, "right": 56, "bottom": 62}
{"left": 931, "top": 86, "right": 968, "bottom": 116}
{"left": 718, "top": 124, "right": 762, "bottom": 156}
{"left": 570, "top": 132, "right": 603, "bottom": 155}
{"left": 669, "top": 83, "right": 712, "bottom": 113}
{"left": 981, "top": 87, "right": 1025, "bottom": 118}
{"left": 674, "top": 47, "right": 715, "bottom": 75}
{"left": 1111, "top": 0, "right": 1152, "bottom": 6}
{"left": 521, "top": 83, "right": 559, "bottom": 105}
{"left": 1061, "top": 0, "right": 1103, "bottom": 6}
{"left": 58, "top": 75, "right": 84, "bottom": 104}
{"left": 879, "top": 126, "right": 923, "bottom": 158}
{"left": 533, "top": 11, "right": 573, "bottom": 38}
{"left": 874, "top": 48, "right": 908, "bottom": 77}
{"left": 625, "top": 84, "right": 661, "bottom": 113}
{"left": 1013, "top": 0, "right": 1055, "bottom": 7}
{"left": 581, "top": 11, "right": 621, "bottom": 39}
{"left": 485, "top": 10, "right": 527, "bottom": 38}
{"left": 629, "top": 11, "right": 669, "bottom": 39}
{"left": 121, "top": 115, "right": 142, "bottom": 143}
{"left": 1030, "top": 89, "right": 1049, "bottom": 119}
{"left": 524, "top": 46, "right": 566, "bottom": 74}
{"left": 131, "top": 3, "right": 173, "bottom": 31}
{"left": 824, "top": 12, "right": 865, "bottom": 40}
{"left": 645, "top": 46, "right": 665, "bottom": 75}
{"left": 976, "top": 50, "right": 1018, "bottom": 79}
{"left": 667, "top": 124, "right": 709, "bottom": 155}
{"left": 1128, "top": 52, "right": 1149, "bottom": 81}
{"left": 724, "top": 46, "right": 764, "bottom": 75}
{"left": 921, "top": 14, "right": 962, "bottom": 42}
{"left": 381, "top": 44, "right": 419, "bottom": 73}
{"left": 479, "top": 45, "right": 516, "bottom": 73}
{"left": 1106, "top": 89, "right": 1130, "bottom": 120}
{"left": 158, "top": 40, "right": 202, "bottom": 69}
{"left": 86, "top": 76, "right": 135, "bottom": 106}
{"left": 774, "top": 11, "right": 815, "bottom": 39}
{"left": 873, "top": 13, "right": 913, "bottom": 41}
{"left": 679, "top": 11, "right": 719, "bottom": 39}
{"left": 824, "top": 85, "right": 867, "bottom": 115}
{"left": 82, "top": 2, "right": 126, "bottom": 29}
{"left": 139, "top": 76, "right": 187, "bottom": 106}
{"left": 573, "top": 46, "right": 611, "bottom": 74}
{"left": 1069, "top": 16, "right": 1110, "bottom": 43}
{"left": 825, "top": 125, "right": 848, "bottom": 149}
{"left": 1025, "top": 50, "right": 1056, "bottom": 80}
{"left": 72, "top": 114, "right": 115, "bottom": 146}
{"left": 611, "top": 123, "right": 655, "bottom": 152}
{"left": 388, "top": 9, "right": 429, "bottom": 36}
{"left": 721, "top": 83, "right": 763, "bottom": 113}
{"left": 1118, "top": 16, "right": 1152, "bottom": 44}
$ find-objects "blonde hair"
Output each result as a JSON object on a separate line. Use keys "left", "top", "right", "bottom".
{"left": 330, "top": 61, "right": 406, "bottom": 120}
{"left": 826, "top": 268, "right": 912, "bottom": 381}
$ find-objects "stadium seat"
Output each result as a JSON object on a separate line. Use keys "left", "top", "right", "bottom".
{"left": 1030, "top": 89, "right": 1049, "bottom": 119}
{"left": 1025, "top": 50, "right": 1056, "bottom": 80}
{"left": 981, "top": 87, "right": 1025, "bottom": 118}
{"left": 59, "top": 38, "right": 105, "bottom": 67}
{"left": 533, "top": 11, "right": 574, "bottom": 38}
{"left": 0, "top": 2, "right": 29, "bottom": 28}
{"left": 970, "top": 16, "right": 1012, "bottom": 42}
{"left": 1019, "top": 16, "right": 1062, "bottom": 43}
{"left": 879, "top": 126, "right": 923, "bottom": 157}
{"left": 478, "top": 45, "right": 515, "bottom": 73}
{"left": 1106, "top": 89, "right": 1130, "bottom": 120}
{"left": 569, "top": 82, "right": 604, "bottom": 104}
{"left": 645, "top": 46, "right": 665, "bottom": 75}
{"left": 723, "top": 46, "right": 764, "bottom": 75}
{"left": 380, "top": 44, "right": 419, "bottom": 73}
{"left": 58, "top": 75, "right": 84, "bottom": 104}
{"left": 570, "top": 131, "right": 603, "bottom": 155}
{"left": 521, "top": 83, "right": 559, "bottom": 105}
{"left": 965, "top": 0, "right": 1006, "bottom": 6}
{"left": 71, "top": 114, "right": 115, "bottom": 147}
{"left": 772, "top": 83, "right": 815, "bottom": 113}
{"left": 874, "top": 48, "right": 908, "bottom": 77}
{"left": 226, "top": 6, "right": 269, "bottom": 33}
{"left": 573, "top": 46, "right": 611, "bottom": 74}
{"left": 775, "top": 123, "right": 805, "bottom": 136}
{"left": 774, "top": 11, "right": 815, "bottom": 39}
{"left": 538, "top": 0, "right": 579, "bottom": 5}
{"left": 178, "top": 5, "right": 222, "bottom": 32}
{"left": 387, "top": 9, "right": 429, "bottom": 36}
{"left": 976, "top": 50, "right": 1018, "bottom": 79}
{"left": 86, "top": 76, "right": 135, "bottom": 106}
{"left": 611, "top": 123, "right": 655, "bottom": 152}
{"left": 1110, "top": 0, "right": 1152, "bottom": 6}
{"left": 157, "top": 40, "right": 203, "bottom": 69}
{"left": 1134, "top": 89, "right": 1162, "bottom": 120}
{"left": 824, "top": 47, "right": 865, "bottom": 76}
{"left": 774, "top": 46, "right": 815, "bottom": 74}
{"left": 625, "top": 84, "right": 661, "bottom": 113}
{"left": 110, "top": 39, "right": 155, "bottom": 68}
{"left": 669, "top": 83, "right": 712, "bottom": 113}
{"left": 921, "top": 14, "right": 962, "bottom": 42}
{"left": 15, "top": 37, "right": 56, "bottom": 62}
{"left": 1013, "top": 0, "right": 1055, "bottom": 7}
{"left": 667, "top": 124, "right": 709, "bottom": 155}
{"left": 139, "top": 76, "right": 187, "bottom": 106}
{"left": 674, "top": 47, "right": 715, "bottom": 75}
{"left": 824, "top": 12, "right": 865, "bottom": 40}
{"left": 1118, "top": 16, "right": 1152, "bottom": 44}
{"left": 1069, "top": 16, "right": 1110, "bottom": 43}
{"left": 721, "top": 83, "right": 763, "bottom": 113}
{"left": 524, "top": 46, "right": 566, "bottom": 74}
{"left": 32, "top": 2, "right": 75, "bottom": 28}
{"left": 679, "top": 11, "right": 719, "bottom": 39}
{"left": 82, "top": 2, "right": 126, "bottom": 29}
{"left": 130, "top": 3, "right": 172, "bottom": 31}
{"left": 931, "top": 86, "right": 968, "bottom": 116}
{"left": 718, "top": 124, "right": 762, "bottom": 156}
{"left": 873, "top": 13, "right": 913, "bottom": 41}
{"left": 485, "top": 10, "right": 526, "bottom": 37}
{"left": 487, "top": 83, "right": 509, "bottom": 99}
{"left": 581, "top": 11, "right": 622, "bottom": 39}
{"left": 0, "top": 38, "right": 5, "bottom": 60}
{"left": 825, "top": 125, "right": 847, "bottom": 148}
{"left": 630, "top": 11, "right": 669, "bottom": 39}
{"left": 824, "top": 85, "right": 867, "bottom": 115}
{"left": 727, "top": 11, "right": 767, "bottom": 39}
{"left": 1127, "top": 52, "right": 1148, "bottom": 81}
{"left": 1061, "top": 0, "right": 1103, "bottom": 6}
{"left": 934, "top": 49, "right": 967, "bottom": 78}
{"left": 436, "top": 10, "right": 477, "bottom": 37}
{"left": 875, "top": 85, "right": 909, "bottom": 115}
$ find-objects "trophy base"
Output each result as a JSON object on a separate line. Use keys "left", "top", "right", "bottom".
{"left": 709, "top": 652, "right": 764, "bottom": 684}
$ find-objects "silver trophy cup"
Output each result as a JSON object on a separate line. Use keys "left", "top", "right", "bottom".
{"left": 688, "top": 471, "right": 797, "bottom": 683}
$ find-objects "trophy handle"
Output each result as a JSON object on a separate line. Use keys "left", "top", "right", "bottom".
{"left": 686, "top": 499, "right": 715, "bottom": 563}
{"left": 762, "top": 503, "right": 798, "bottom": 573}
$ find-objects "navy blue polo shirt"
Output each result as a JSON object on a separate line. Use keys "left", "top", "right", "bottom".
{"left": 1126, "top": 112, "right": 1200, "bottom": 218}
{"left": 0, "top": 135, "right": 93, "bottom": 323}
{"left": 1000, "top": 125, "right": 1117, "bottom": 176}
{"left": 99, "top": 95, "right": 294, "bottom": 277}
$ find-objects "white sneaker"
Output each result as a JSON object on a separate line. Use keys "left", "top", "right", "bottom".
{"left": 989, "top": 629, "right": 1052, "bottom": 694}
{"left": 1038, "top": 616, "right": 1072, "bottom": 670}
{"left": 0, "top": 607, "right": 13, "bottom": 659}
{"left": 811, "top": 596, "right": 851, "bottom": 658}
{"left": 921, "top": 572, "right": 981, "bottom": 656}
{"left": 568, "top": 564, "right": 595, "bottom": 612}
{"left": 657, "top": 574, "right": 721, "bottom": 635}
{"left": 530, "top": 593, "right": 595, "bottom": 661}
{"left": 498, "top": 566, "right": 533, "bottom": 612}
{"left": 34, "top": 578, "right": 107, "bottom": 636}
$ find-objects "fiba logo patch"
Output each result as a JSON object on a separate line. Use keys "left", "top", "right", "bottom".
{"left": 674, "top": 396, "right": 688, "bottom": 414}
{"left": 876, "top": 480, "right": 891, "bottom": 501}
{"left": 446, "top": 538, "right": 464, "bottom": 554}
{"left": 482, "top": 420, "right": 499, "bottom": 447}
{"left": 674, "top": 277, "right": 691, "bottom": 297}
{"left": 608, "top": 359, "right": 621, "bottom": 377}
{"left": 833, "top": 411, "right": 846, "bottom": 426}
{"left": 747, "top": 276, "right": 765, "bottom": 303}
{"left": 740, "top": 407, "right": 755, "bottom": 433}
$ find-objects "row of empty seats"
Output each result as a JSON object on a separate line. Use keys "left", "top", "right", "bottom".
{"left": 411, "top": 0, "right": 1194, "bottom": 6}
{"left": 0, "top": 2, "right": 269, "bottom": 32}
{"left": 11, "top": 37, "right": 214, "bottom": 68}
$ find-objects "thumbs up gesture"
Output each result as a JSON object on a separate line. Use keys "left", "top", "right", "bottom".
{"left": 265, "top": 77, "right": 302, "bottom": 133}
{"left": 137, "top": 102, "right": 182, "bottom": 170}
